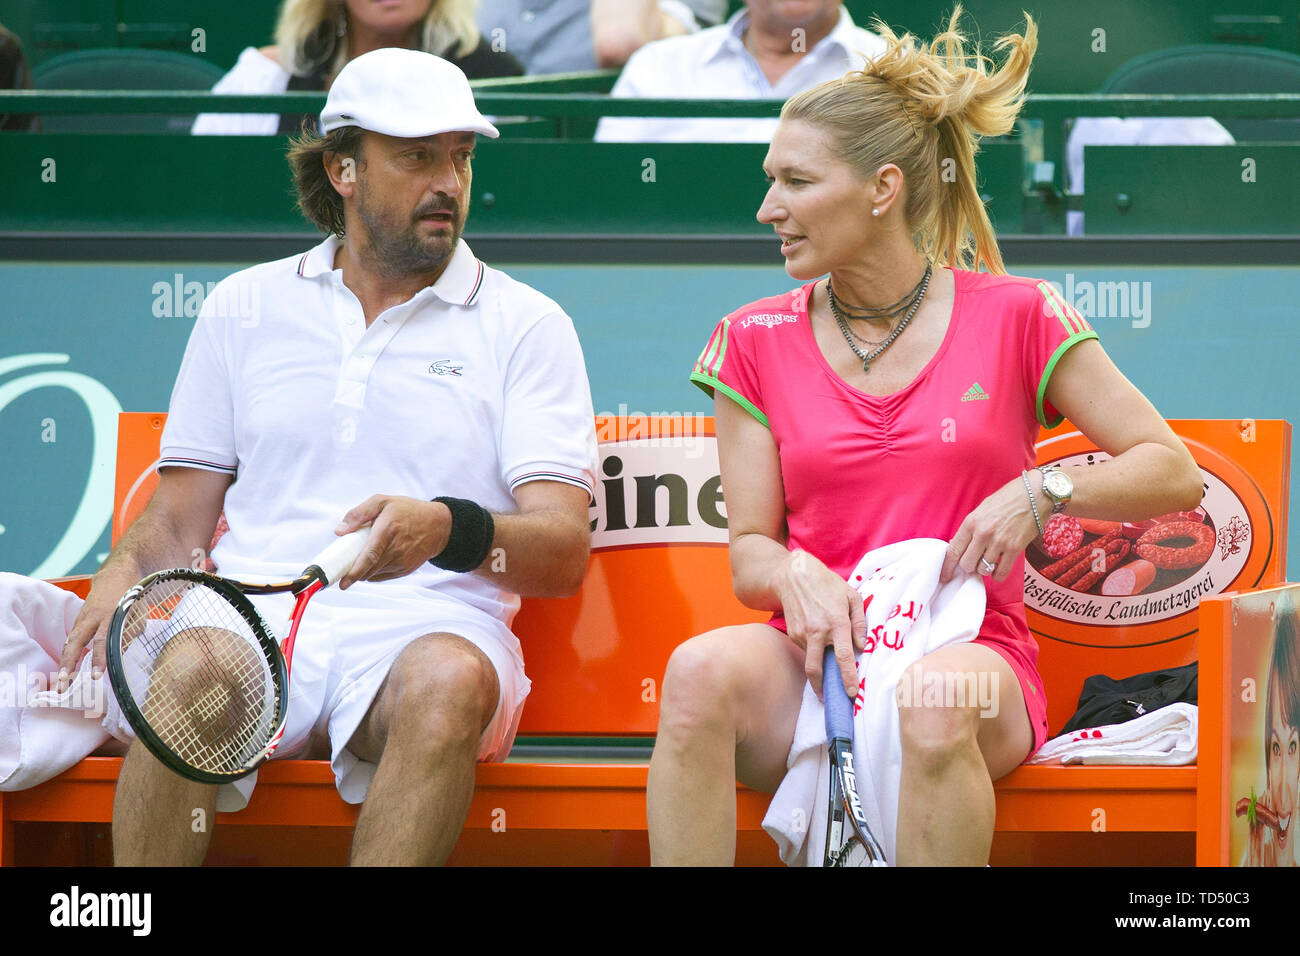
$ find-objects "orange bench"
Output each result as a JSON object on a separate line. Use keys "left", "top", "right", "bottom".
{"left": 1, "top": 414, "right": 1290, "bottom": 866}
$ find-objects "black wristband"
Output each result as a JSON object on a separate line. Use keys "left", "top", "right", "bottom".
{"left": 429, "top": 497, "right": 495, "bottom": 573}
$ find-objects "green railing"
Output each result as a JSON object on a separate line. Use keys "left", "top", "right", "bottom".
{"left": 4, "top": 89, "right": 1297, "bottom": 118}
{"left": 1, "top": 92, "right": 1296, "bottom": 236}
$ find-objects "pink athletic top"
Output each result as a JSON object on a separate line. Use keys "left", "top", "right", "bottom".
{"left": 691, "top": 269, "right": 1099, "bottom": 750}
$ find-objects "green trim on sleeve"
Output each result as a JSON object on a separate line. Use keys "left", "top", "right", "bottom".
{"left": 689, "top": 371, "right": 770, "bottom": 429}
{"left": 701, "top": 321, "right": 726, "bottom": 376}
{"left": 1036, "top": 330, "right": 1100, "bottom": 428}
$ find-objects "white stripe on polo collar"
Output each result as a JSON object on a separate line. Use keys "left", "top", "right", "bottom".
{"left": 426, "top": 239, "right": 484, "bottom": 306}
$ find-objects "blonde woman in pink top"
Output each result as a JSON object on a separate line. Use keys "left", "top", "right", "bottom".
{"left": 651, "top": 8, "right": 1203, "bottom": 866}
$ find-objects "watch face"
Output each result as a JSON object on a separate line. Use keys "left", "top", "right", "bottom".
{"left": 1045, "top": 471, "right": 1072, "bottom": 499}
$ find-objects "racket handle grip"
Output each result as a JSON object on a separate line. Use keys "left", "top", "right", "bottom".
{"left": 822, "top": 645, "right": 855, "bottom": 740}
{"left": 309, "top": 528, "right": 372, "bottom": 586}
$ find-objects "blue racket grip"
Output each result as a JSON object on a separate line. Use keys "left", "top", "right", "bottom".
{"left": 822, "top": 645, "right": 855, "bottom": 740}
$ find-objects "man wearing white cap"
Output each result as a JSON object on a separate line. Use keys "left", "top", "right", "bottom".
{"left": 65, "top": 49, "right": 598, "bottom": 865}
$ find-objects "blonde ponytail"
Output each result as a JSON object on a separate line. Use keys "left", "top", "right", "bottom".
{"left": 782, "top": 6, "right": 1037, "bottom": 273}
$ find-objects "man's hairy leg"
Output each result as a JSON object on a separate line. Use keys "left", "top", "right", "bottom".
{"left": 112, "top": 740, "right": 217, "bottom": 866}
{"left": 347, "top": 633, "right": 499, "bottom": 866}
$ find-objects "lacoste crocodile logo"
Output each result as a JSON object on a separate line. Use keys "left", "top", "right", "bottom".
{"left": 428, "top": 360, "right": 463, "bottom": 377}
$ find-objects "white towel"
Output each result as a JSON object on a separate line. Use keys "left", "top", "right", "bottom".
{"left": 1027, "top": 701, "right": 1197, "bottom": 766}
{"left": 762, "top": 539, "right": 987, "bottom": 866}
{"left": 0, "top": 573, "right": 128, "bottom": 791}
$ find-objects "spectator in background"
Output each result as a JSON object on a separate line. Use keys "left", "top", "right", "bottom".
{"left": 595, "top": 0, "right": 885, "bottom": 142}
{"left": 0, "top": 21, "right": 38, "bottom": 131}
{"left": 476, "top": 0, "right": 726, "bottom": 75}
{"left": 194, "top": 0, "right": 522, "bottom": 135}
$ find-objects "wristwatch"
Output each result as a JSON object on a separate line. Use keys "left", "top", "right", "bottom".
{"left": 1037, "top": 465, "right": 1073, "bottom": 514}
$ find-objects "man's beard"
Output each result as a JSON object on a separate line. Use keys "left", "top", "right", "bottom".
{"left": 355, "top": 187, "right": 462, "bottom": 279}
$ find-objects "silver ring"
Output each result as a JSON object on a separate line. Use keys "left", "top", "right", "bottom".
{"left": 979, "top": 558, "right": 996, "bottom": 575}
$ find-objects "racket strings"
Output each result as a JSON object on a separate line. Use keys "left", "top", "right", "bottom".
{"left": 120, "top": 578, "right": 279, "bottom": 776}
{"left": 829, "top": 839, "right": 872, "bottom": 867}
{"left": 149, "top": 625, "right": 266, "bottom": 766}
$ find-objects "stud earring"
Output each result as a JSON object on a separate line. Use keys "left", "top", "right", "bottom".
{"left": 871, "top": 208, "right": 880, "bottom": 217}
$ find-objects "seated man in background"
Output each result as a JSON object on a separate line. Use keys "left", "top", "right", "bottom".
{"left": 594, "top": 0, "right": 885, "bottom": 142}
{"left": 478, "top": 0, "right": 726, "bottom": 74}
{"left": 65, "top": 50, "right": 597, "bottom": 865}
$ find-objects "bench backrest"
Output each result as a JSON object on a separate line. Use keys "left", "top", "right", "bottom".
{"left": 111, "top": 413, "right": 1290, "bottom": 737}
{"left": 1027, "top": 418, "right": 1289, "bottom": 732}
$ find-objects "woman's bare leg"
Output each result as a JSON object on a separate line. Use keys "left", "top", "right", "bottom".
{"left": 648, "top": 623, "right": 806, "bottom": 865}
{"left": 894, "top": 642, "right": 1033, "bottom": 866}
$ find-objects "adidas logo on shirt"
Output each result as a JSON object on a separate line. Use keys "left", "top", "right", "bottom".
{"left": 960, "top": 382, "right": 990, "bottom": 402}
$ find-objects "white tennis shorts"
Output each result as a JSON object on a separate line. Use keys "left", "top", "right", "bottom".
{"left": 112, "top": 581, "right": 531, "bottom": 812}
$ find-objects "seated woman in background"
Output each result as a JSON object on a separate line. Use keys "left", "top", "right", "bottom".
{"left": 194, "top": 0, "right": 521, "bottom": 135}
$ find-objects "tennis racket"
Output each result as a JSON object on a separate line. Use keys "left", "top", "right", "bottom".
{"left": 105, "top": 529, "right": 371, "bottom": 784}
{"left": 822, "top": 645, "right": 888, "bottom": 866}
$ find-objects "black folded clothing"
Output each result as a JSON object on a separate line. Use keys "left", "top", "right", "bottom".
{"left": 1059, "top": 661, "right": 1198, "bottom": 736}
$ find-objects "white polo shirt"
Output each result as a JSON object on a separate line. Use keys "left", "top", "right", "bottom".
{"left": 159, "top": 235, "right": 598, "bottom": 628}
{"left": 594, "top": 6, "right": 886, "bottom": 143}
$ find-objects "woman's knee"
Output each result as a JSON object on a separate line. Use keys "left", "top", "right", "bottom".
{"left": 896, "top": 660, "right": 986, "bottom": 775}
{"left": 659, "top": 628, "right": 746, "bottom": 734}
{"left": 659, "top": 624, "right": 798, "bottom": 735}
{"left": 895, "top": 648, "right": 1031, "bottom": 779}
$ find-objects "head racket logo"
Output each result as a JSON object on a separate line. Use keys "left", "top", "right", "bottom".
{"left": 841, "top": 750, "right": 866, "bottom": 823}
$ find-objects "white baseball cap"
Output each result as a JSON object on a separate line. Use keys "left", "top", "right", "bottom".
{"left": 320, "top": 48, "right": 499, "bottom": 139}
